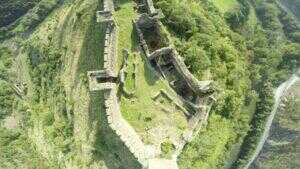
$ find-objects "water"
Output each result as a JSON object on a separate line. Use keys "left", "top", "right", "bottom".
{"left": 244, "top": 71, "right": 300, "bottom": 169}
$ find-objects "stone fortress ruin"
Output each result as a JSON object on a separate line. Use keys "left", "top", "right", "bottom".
{"left": 133, "top": 1, "right": 215, "bottom": 131}
{"left": 87, "top": 0, "right": 216, "bottom": 168}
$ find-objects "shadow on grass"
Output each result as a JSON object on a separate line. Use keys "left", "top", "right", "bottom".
{"left": 115, "top": 0, "right": 133, "bottom": 7}
{"left": 130, "top": 26, "right": 160, "bottom": 86}
{"left": 75, "top": 11, "right": 105, "bottom": 83}
{"left": 90, "top": 91, "right": 142, "bottom": 169}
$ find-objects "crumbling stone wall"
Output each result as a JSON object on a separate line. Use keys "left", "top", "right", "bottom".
{"left": 134, "top": 0, "right": 216, "bottom": 162}
{"left": 134, "top": 9, "right": 214, "bottom": 110}
{"left": 88, "top": 1, "right": 179, "bottom": 168}
{"left": 87, "top": 0, "right": 216, "bottom": 168}
{"left": 150, "top": 47, "right": 213, "bottom": 95}
{"left": 135, "top": 14, "right": 169, "bottom": 53}
{"left": 96, "top": 0, "right": 117, "bottom": 76}
{"left": 103, "top": 22, "right": 117, "bottom": 75}
{"left": 103, "top": 85, "right": 158, "bottom": 165}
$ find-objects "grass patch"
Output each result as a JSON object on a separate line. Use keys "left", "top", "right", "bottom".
{"left": 114, "top": 0, "right": 188, "bottom": 145}
{"left": 178, "top": 114, "right": 236, "bottom": 169}
{"left": 161, "top": 140, "right": 175, "bottom": 159}
{"left": 211, "top": 0, "right": 239, "bottom": 13}
{"left": 114, "top": 0, "right": 138, "bottom": 70}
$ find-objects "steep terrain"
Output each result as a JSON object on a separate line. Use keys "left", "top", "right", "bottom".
{"left": 250, "top": 77, "right": 300, "bottom": 169}
{"left": 0, "top": 0, "right": 299, "bottom": 169}
{"left": 0, "top": 0, "right": 110, "bottom": 168}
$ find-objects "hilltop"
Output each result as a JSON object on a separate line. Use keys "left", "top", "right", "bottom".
{"left": 0, "top": 0, "right": 299, "bottom": 169}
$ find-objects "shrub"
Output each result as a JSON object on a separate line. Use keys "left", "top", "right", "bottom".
{"left": 161, "top": 140, "right": 175, "bottom": 158}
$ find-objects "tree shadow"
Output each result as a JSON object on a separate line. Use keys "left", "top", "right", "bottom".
{"left": 75, "top": 10, "right": 105, "bottom": 85}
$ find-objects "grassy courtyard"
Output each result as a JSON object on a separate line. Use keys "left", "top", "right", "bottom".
{"left": 114, "top": 0, "right": 188, "bottom": 146}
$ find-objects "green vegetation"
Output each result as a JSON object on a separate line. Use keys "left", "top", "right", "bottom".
{"left": 0, "top": 0, "right": 41, "bottom": 27}
{"left": 0, "top": 47, "right": 14, "bottom": 120}
{"left": 161, "top": 140, "right": 175, "bottom": 159}
{"left": 225, "top": 0, "right": 250, "bottom": 30}
{"left": 154, "top": 0, "right": 251, "bottom": 167}
{"left": 154, "top": 0, "right": 300, "bottom": 168}
{"left": 1, "top": 0, "right": 109, "bottom": 168}
{"left": 251, "top": 81, "right": 300, "bottom": 168}
{"left": 278, "top": 82, "right": 300, "bottom": 130}
{"left": 179, "top": 114, "right": 235, "bottom": 169}
{"left": 0, "top": 128, "right": 49, "bottom": 168}
{"left": 114, "top": 0, "right": 137, "bottom": 69}
{"left": 0, "top": 81, "right": 14, "bottom": 120}
{"left": 0, "top": 0, "right": 299, "bottom": 168}
{"left": 0, "top": 0, "right": 60, "bottom": 40}
{"left": 211, "top": 0, "right": 239, "bottom": 13}
{"left": 0, "top": 47, "right": 13, "bottom": 81}
{"left": 280, "top": 0, "right": 300, "bottom": 19}
{"left": 233, "top": 1, "right": 300, "bottom": 167}
{"left": 115, "top": 0, "right": 188, "bottom": 145}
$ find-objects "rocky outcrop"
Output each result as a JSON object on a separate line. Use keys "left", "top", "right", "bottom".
{"left": 87, "top": 0, "right": 216, "bottom": 168}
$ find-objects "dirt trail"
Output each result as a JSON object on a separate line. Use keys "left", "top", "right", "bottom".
{"left": 245, "top": 69, "right": 300, "bottom": 169}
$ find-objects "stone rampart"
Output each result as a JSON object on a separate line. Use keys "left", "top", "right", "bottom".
{"left": 134, "top": 13, "right": 214, "bottom": 96}
{"left": 103, "top": 84, "right": 158, "bottom": 166}
{"left": 89, "top": 1, "right": 177, "bottom": 168}
{"left": 97, "top": 0, "right": 117, "bottom": 76}
{"left": 133, "top": 20, "right": 151, "bottom": 56}
{"left": 133, "top": 1, "right": 216, "bottom": 165}
{"left": 102, "top": 22, "right": 117, "bottom": 75}
{"left": 170, "top": 49, "right": 213, "bottom": 95}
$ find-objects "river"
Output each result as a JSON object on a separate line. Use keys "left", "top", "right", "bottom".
{"left": 245, "top": 70, "right": 300, "bottom": 169}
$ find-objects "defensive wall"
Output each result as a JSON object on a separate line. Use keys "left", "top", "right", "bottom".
{"left": 133, "top": 0, "right": 216, "bottom": 162}
{"left": 88, "top": 0, "right": 180, "bottom": 168}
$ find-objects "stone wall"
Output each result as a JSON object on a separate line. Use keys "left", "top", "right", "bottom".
{"left": 97, "top": 0, "right": 117, "bottom": 76}
{"left": 87, "top": 0, "right": 215, "bottom": 168}
{"left": 134, "top": 8, "right": 214, "bottom": 97}
{"left": 102, "top": 22, "right": 117, "bottom": 75}
{"left": 103, "top": 84, "right": 158, "bottom": 166}
{"left": 133, "top": 20, "right": 151, "bottom": 56}
{"left": 135, "top": 16, "right": 212, "bottom": 92}
{"left": 134, "top": 0, "right": 216, "bottom": 164}
{"left": 170, "top": 49, "right": 213, "bottom": 95}
{"left": 88, "top": 1, "right": 179, "bottom": 168}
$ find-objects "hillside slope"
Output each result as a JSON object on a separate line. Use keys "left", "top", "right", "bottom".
{"left": 0, "top": 0, "right": 112, "bottom": 168}
{"left": 0, "top": 0, "right": 299, "bottom": 169}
